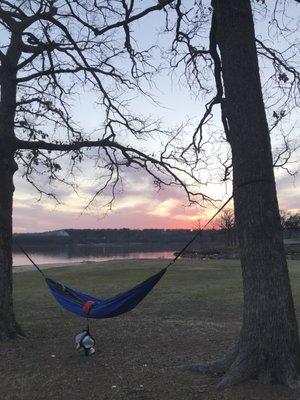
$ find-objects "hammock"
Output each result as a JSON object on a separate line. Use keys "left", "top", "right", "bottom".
{"left": 45, "top": 268, "right": 166, "bottom": 319}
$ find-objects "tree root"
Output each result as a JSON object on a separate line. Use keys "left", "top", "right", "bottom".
{"left": 178, "top": 345, "right": 238, "bottom": 375}
{"left": 217, "top": 352, "right": 300, "bottom": 389}
{"left": 0, "top": 317, "right": 25, "bottom": 341}
{"left": 179, "top": 346, "right": 300, "bottom": 389}
{"left": 216, "top": 351, "right": 255, "bottom": 389}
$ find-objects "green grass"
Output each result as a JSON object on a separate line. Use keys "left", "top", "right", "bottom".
{"left": 13, "top": 259, "right": 241, "bottom": 316}
{"left": 13, "top": 258, "right": 300, "bottom": 326}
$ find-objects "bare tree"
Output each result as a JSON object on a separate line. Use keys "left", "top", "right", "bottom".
{"left": 285, "top": 213, "right": 300, "bottom": 231}
{"left": 193, "top": 219, "right": 202, "bottom": 231}
{"left": 281, "top": 211, "right": 300, "bottom": 238}
{"left": 163, "top": 0, "right": 300, "bottom": 389}
{"left": 218, "top": 208, "right": 236, "bottom": 247}
{"left": 218, "top": 209, "right": 234, "bottom": 230}
{"left": 280, "top": 210, "right": 289, "bottom": 230}
{"left": 0, "top": 0, "right": 213, "bottom": 339}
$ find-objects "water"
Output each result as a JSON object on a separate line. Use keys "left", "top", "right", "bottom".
{"left": 13, "top": 244, "right": 175, "bottom": 266}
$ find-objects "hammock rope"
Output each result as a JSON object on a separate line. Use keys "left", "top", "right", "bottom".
{"left": 165, "top": 195, "right": 233, "bottom": 269}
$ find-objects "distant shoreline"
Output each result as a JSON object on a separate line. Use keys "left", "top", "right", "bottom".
{"left": 13, "top": 257, "right": 169, "bottom": 273}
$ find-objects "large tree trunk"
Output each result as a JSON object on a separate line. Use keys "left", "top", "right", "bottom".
{"left": 211, "top": 0, "right": 300, "bottom": 387}
{"left": 0, "top": 154, "right": 23, "bottom": 339}
{"left": 0, "top": 33, "right": 23, "bottom": 339}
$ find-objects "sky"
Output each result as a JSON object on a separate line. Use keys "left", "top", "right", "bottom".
{"left": 13, "top": 166, "right": 299, "bottom": 233}
{"left": 11, "top": 1, "right": 300, "bottom": 233}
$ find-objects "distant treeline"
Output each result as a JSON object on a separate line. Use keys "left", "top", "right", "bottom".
{"left": 13, "top": 225, "right": 300, "bottom": 248}
{"left": 14, "top": 228, "right": 223, "bottom": 247}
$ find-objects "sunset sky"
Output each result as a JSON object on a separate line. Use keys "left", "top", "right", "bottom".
{"left": 12, "top": 2, "right": 299, "bottom": 233}
{"left": 13, "top": 166, "right": 299, "bottom": 233}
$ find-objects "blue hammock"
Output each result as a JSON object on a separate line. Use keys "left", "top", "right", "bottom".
{"left": 46, "top": 268, "right": 167, "bottom": 319}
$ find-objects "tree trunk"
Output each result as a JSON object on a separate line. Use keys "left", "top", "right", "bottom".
{"left": 0, "top": 33, "right": 23, "bottom": 339}
{"left": 0, "top": 154, "right": 23, "bottom": 339}
{"left": 211, "top": 0, "right": 300, "bottom": 387}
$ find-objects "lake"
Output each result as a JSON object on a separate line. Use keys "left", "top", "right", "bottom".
{"left": 13, "top": 244, "right": 176, "bottom": 266}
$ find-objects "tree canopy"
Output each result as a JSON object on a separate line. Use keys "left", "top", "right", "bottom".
{"left": 0, "top": 1, "right": 298, "bottom": 211}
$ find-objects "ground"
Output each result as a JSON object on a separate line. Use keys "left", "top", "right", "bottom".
{"left": 1, "top": 259, "right": 300, "bottom": 400}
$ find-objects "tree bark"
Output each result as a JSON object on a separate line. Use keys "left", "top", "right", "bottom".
{"left": 0, "top": 33, "right": 23, "bottom": 339}
{"left": 0, "top": 154, "right": 23, "bottom": 339}
{"left": 211, "top": 0, "right": 300, "bottom": 387}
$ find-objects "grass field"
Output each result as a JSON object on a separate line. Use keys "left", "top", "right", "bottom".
{"left": 2, "top": 259, "right": 300, "bottom": 400}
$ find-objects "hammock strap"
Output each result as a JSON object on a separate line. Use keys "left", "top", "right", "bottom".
{"left": 166, "top": 195, "right": 233, "bottom": 269}
{"left": 15, "top": 242, "right": 47, "bottom": 278}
